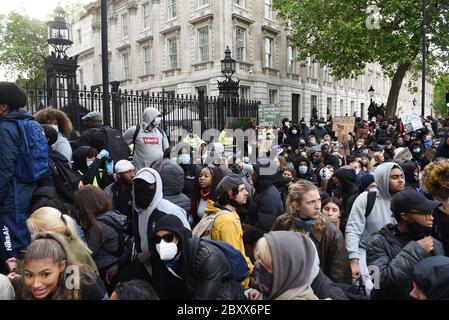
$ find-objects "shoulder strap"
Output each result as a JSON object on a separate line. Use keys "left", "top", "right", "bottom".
{"left": 131, "top": 125, "right": 140, "bottom": 155}
{"left": 365, "top": 191, "right": 377, "bottom": 219}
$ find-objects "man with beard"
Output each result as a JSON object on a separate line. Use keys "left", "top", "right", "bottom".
{"left": 366, "top": 189, "right": 445, "bottom": 300}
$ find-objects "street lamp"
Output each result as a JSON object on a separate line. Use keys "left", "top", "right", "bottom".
{"left": 368, "top": 85, "right": 375, "bottom": 98}
{"left": 217, "top": 46, "right": 239, "bottom": 100}
{"left": 47, "top": 5, "right": 72, "bottom": 56}
{"left": 221, "top": 46, "right": 236, "bottom": 80}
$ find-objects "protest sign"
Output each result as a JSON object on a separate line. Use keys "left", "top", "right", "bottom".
{"left": 332, "top": 116, "right": 355, "bottom": 136}
{"left": 399, "top": 108, "right": 423, "bottom": 132}
{"left": 258, "top": 104, "right": 282, "bottom": 127}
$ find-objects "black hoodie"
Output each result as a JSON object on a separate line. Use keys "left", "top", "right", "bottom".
{"left": 412, "top": 256, "right": 449, "bottom": 299}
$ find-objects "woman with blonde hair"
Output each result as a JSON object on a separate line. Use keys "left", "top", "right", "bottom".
{"left": 34, "top": 107, "right": 73, "bottom": 162}
{"left": 271, "top": 180, "right": 351, "bottom": 284}
{"left": 20, "top": 232, "right": 106, "bottom": 300}
{"left": 27, "top": 207, "right": 99, "bottom": 275}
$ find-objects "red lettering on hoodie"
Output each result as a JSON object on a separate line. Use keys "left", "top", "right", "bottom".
{"left": 143, "top": 137, "right": 159, "bottom": 145}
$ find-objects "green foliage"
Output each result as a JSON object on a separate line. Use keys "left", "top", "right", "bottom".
{"left": 433, "top": 73, "right": 449, "bottom": 116}
{"left": 0, "top": 12, "right": 47, "bottom": 85}
{"left": 273, "top": 0, "right": 449, "bottom": 115}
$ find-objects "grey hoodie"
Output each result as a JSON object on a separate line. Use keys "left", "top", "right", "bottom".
{"left": 123, "top": 107, "right": 169, "bottom": 170}
{"left": 345, "top": 162, "right": 402, "bottom": 260}
{"left": 133, "top": 168, "right": 190, "bottom": 275}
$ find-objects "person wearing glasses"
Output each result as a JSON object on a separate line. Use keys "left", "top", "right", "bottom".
{"left": 345, "top": 163, "right": 405, "bottom": 294}
{"left": 366, "top": 188, "right": 445, "bottom": 300}
{"left": 151, "top": 214, "right": 246, "bottom": 300}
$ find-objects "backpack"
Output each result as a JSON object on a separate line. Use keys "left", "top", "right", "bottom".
{"left": 14, "top": 119, "right": 48, "bottom": 183}
{"left": 48, "top": 157, "right": 81, "bottom": 203}
{"left": 192, "top": 211, "right": 227, "bottom": 239}
{"left": 131, "top": 124, "right": 167, "bottom": 156}
{"left": 94, "top": 127, "right": 130, "bottom": 163}
{"left": 97, "top": 213, "right": 133, "bottom": 257}
{"left": 365, "top": 191, "right": 377, "bottom": 219}
{"left": 203, "top": 239, "right": 250, "bottom": 282}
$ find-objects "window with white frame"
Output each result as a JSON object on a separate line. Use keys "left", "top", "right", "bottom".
{"left": 122, "top": 52, "right": 130, "bottom": 79}
{"left": 240, "top": 86, "right": 250, "bottom": 100}
{"left": 351, "top": 101, "right": 355, "bottom": 114}
{"left": 121, "top": 13, "right": 128, "bottom": 37}
{"left": 340, "top": 99, "right": 344, "bottom": 115}
{"left": 236, "top": 27, "right": 246, "bottom": 61}
{"left": 311, "top": 95, "right": 317, "bottom": 110}
{"left": 264, "top": 37, "right": 273, "bottom": 68}
{"left": 198, "top": 27, "right": 209, "bottom": 62}
{"left": 142, "top": 2, "right": 150, "bottom": 30}
{"left": 168, "top": 37, "right": 178, "bottom": 69}
{"left": 264, "top": 0, "right": 273, "bottom": 20}
{"left": 327, "top": 97, "right": 332, "bottom": 116}
{"left": 269, "top": 89, "right": 278, "bottom": 104}
{"left": 323, "top": 66, "right": 330, "bottom": 82}
{"left": 288, "top": 46, "right": 295, "bottom": 73}
{"left": 235, "top": 0, "right": 246, "bottom": 7}
{"left": 143, "top": 46, "right": 151, "bottom": 75}
{"left": 198, "top": 0, "right": 209, "bottom": 7}
{"left": 77, "top": 29, "right": 82, "bottom": 44}
{"left": 168, "top": 0, "right": 177, "bottom": 19}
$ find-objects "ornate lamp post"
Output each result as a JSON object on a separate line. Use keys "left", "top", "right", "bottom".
{"left": 368, "top": 85, "right": 375, "bottom": 99}
{"left": 217, "top": 47, "right": 239, "bottom": 100}
{"left": 45, "top": 5, "right": 80, "bottom": 128}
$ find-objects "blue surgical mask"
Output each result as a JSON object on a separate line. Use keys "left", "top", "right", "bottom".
{"left": 153, "top": 116, "right": 162, "bottom": 127}
{"left": 178, "top": 154, "right": 190, "bottom": 165}
{"left": 298, "top": 165, "right": 308, "bottom": 175}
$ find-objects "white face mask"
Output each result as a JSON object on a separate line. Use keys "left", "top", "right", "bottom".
{"left": 284, "top": 122, "right": 290, "bottom": 127}
{"left": 49, "top": 124, "right": 59, "bottom": 132}
{"left": 86, "top": 160, "right": 94, "bottom": 167}
{"left": 153, "top": 116, "right": 162, "bottom": 127}
{"left": 292, "top": 129, "right": 298, "bottom": 135}
{"left": 178, "top": 154, "right": 190, "bottom": 165}
{"left": 156, "top": 239, "right": 178, "bottom": 261}
{"left": 355, "top": 169, "right": 361, "bottom": 175}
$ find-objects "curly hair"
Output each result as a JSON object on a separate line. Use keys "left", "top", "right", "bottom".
{"left": 34, "top": 107, "right": 73, "bottom": 136}
{"left": 421, "top": 160, "right": 449, "bottom": 201}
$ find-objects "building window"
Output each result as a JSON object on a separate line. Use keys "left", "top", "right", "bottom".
{"left": 121, "top": 13, "right": 128, "bottom": 38}
{"left": 264, "top": 0, "right": 273, "bottom": 20}
{"left": 351, "top": 101, "right": 355, "bottom": 115}
{"left": 236, "top": 27, "right": 246, "bottom": 61}
{"left": 311, "top": 95, "right": 317, "bottom": 112}
{"left": 288, "top": 46, "right": 295, "bottom": 73}
{"left": 142, "top": 2, "right": 150, "bottom": 30}
{"left": 264, "top": 37, "right": 273, "bottom": 68}
{"left": 122, "top": 52, "right": 130, "bottom": 79}
{"left": 79, "top": 68, "right": 84, "bottom": 87}
{"left": 327, "top": 97, "right": 332, "bottom": 116}
{"left": 168, "top": 37, "right": 178, "bottom": 69}
{"left": 240, "top": 86, "right": 250, "bottom": 100}
{"left": 198, "top": 0, "right": 209, "bottom": 7}
{"left": 196, "top": 86, "right": 207, "bottom": 96}
{"left": 235, "top": 0, "right": 246, "bottom": 7}
{"left": 323, "top": 66, "right": 330, "bottom": 82}
{"left": 340, "top": 99, "right": 344, "bottom": 115}
{"left": 143, "top": 46, "right": 151, "bottom": 75}
{"left": 77, "top": 29, "right": 82, "bottom": 44}
{"left": 168, "top": 0, "right": 177, "bottom": 19}
{"left": 198, "top": 27, "right": 209, "bottom": 62}
{"left": 269, "top": 89, "right": 277, "bottom": 104}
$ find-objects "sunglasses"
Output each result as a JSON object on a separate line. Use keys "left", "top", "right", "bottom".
{"left": 154, "top": 233, "right": 176, "bottom": 244}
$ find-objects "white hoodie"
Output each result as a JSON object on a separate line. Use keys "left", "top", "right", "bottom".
{"left": 133, "top": 167, "right": 190, "bottom": 275}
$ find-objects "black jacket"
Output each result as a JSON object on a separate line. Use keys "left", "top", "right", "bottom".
{"left": 310, "top": 126, "right": 329, "bottom": 140}
{"left": 294, "top": 157, "right": 318, "bottom": 185}
{"left": 246, "top": 175, "right": 284, "bottom": 232}
{"left": 432, "top": 206, "right": 449, "bottom": 256}
{"left": 366, "top": 224, "right": 445, "bottom": 300}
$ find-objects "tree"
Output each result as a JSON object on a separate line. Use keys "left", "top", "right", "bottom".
{"left": 273, "top": 0, "right": 449, "bottom": 117}
{"left": 0, "top": 12, "right": 47, "bottom": 85}
{"left": 433, "top": 73, "right": 449, "bottom": 116}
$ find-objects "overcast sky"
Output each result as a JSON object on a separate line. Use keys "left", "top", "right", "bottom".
{"left": 0, "top": 0, "right": 92, "bottom": 81}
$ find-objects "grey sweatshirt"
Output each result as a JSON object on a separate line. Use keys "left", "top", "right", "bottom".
{"left": 345, "top": 162, "right": 401, "bottom": 260}
{"left": 52, "top": 133, "right": 72, "bottom": 165}
{"left": 123, "top": 107, "right": 169, "bottom": 170}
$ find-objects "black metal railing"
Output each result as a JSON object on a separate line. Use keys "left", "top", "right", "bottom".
{"left": 23, "top": 81, "right": 260, "bottom": 141}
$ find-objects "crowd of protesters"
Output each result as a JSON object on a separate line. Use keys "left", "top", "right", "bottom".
{"left": 1, "top": 81, "right": 449, "bottom": 300}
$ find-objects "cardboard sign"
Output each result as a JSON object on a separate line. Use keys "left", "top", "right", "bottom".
{"left": 400, "top": 107, "right": 423, "bottom": 132}
{"left": 143, "top": 137, "right": 159, "bottom": 145}
{"left": 338, "top": 134, "right": 350, "bottom": 156}
{"left": 332, "top": 116, "right": 355, "bottom": 136}
{"left": 258, "top": 104, "right": 282, "bottom": 127}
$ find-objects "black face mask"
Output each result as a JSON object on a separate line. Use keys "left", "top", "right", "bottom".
{"left": 134, "top": 180, "right": 156, "bottom": 209}
{"left": 299, "top": 143, "right": 306, "bottom": 148}
{"left": 408, "top": 221, "right": 433, "bottom": 240}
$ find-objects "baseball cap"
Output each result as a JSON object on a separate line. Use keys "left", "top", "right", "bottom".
{"left": 390, "top": 189, "right": 440, "bottom": 218}
{"left": 81, "top": 111, "right": 103, "bottom": 122}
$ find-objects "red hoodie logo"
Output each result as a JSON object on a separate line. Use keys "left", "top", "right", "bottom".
{"left": 143, "top": 137, "right": 159, "bottom": 145}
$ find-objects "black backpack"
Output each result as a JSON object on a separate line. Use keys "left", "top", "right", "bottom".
{"left": 97, "top": 213, "right": 133, "bottom": 257}
{"left": 365, "top": 191, "right": 377, "bottom": 219}
{"left": 94, "top": 127, "right": 130, "bottom": 163}
{"left": 48, "top": 158, "right": 81, "bottom": 203}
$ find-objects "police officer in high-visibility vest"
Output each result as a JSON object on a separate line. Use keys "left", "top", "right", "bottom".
{"left": 72, "top": 146, "right": 114, "bottom": 189}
